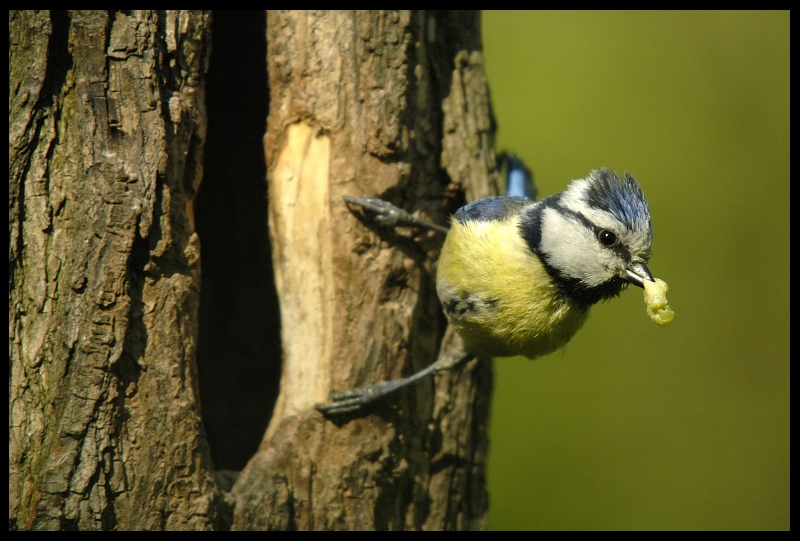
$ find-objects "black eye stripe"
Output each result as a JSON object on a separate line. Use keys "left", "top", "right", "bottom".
{"left": 548, "top": 200, "right": 593, "bottom": 230}
{"left": 548, "top": 201, "right": 622, "bottom": 247}
{"left": 596, "top": 226, "right": 631, "bottom": 260}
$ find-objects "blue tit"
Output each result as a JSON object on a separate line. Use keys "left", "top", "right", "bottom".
{"left": 317, "top": 166, "right": 660, "bottom": 415}
{"left": 435, "top": 168, "right": 654, "bottom": 361}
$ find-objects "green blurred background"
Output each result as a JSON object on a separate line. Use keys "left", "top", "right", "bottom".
{"left": 481, "top": 11, "right": 789, "bottom": 530}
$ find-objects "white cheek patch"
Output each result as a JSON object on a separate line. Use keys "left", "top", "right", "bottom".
{"left": 539, "top": 208, "right": 616, "bottom": 286}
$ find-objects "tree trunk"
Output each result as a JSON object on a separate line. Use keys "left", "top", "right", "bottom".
{"left": 230, "top": 10, "right": 500, "bottom": 530}
{"left": 9, "top": 10, "right": 499, "bottom": 530}
{"left": 9, "top": 10, "right": 219, "bottom": 530}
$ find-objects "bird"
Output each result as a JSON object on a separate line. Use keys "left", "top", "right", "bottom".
{"left": 316, "top": 160, "right": 660, "bottom": 415}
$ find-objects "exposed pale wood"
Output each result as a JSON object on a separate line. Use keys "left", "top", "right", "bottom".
{"left": 9, "top": 10, "right": 500, "bottom": 530}
{"left": 229, "top": 10, "right": 500, "bottom": 530}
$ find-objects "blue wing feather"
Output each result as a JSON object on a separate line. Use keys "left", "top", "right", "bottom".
{"left": 454, "top": 196, "right": 531, "bottom": 224}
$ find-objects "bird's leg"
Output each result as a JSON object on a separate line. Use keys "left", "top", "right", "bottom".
{"left": 315, "top": 338, "right": 474, "bottom": 415}
{"left": 316, "top": 197, "right": 458, "bottom": 416}
{"left": 343, "top": 196, "right": 449, "bottom": 235}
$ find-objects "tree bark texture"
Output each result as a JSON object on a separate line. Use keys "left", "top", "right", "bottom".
{"left": 9, "top": 10, "right": 500, "bottom": 530}
{"left": 9, "top": 11, "right": 220, "bottom": 530}
{"left": 229, "top": 11, "right": 500, "bottom": 530}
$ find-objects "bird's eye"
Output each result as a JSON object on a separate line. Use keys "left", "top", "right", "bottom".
{"left": 598, "top": 229, "right": 618, "bottom": 247}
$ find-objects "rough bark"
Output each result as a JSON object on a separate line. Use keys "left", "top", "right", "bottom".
{"left": 229, "top": 11, "right": 500, "bottom": 530}
{"left": 9, "top": 9, "right": 499, "bottom": 530}
{"left": 9, "top": 10, "right": 221, "bottom": 530}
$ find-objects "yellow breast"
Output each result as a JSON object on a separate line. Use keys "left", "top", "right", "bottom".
{"left": 436, "top": 215, "right": 589, "bottom": 359}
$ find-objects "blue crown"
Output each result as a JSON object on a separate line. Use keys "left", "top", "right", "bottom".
{"left": 584, "top": 169, "right": 651, "bottom": 234}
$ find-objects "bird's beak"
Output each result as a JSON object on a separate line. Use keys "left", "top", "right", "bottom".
{"left": 622, "top": 261, "right": 655, "bottom": 289}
